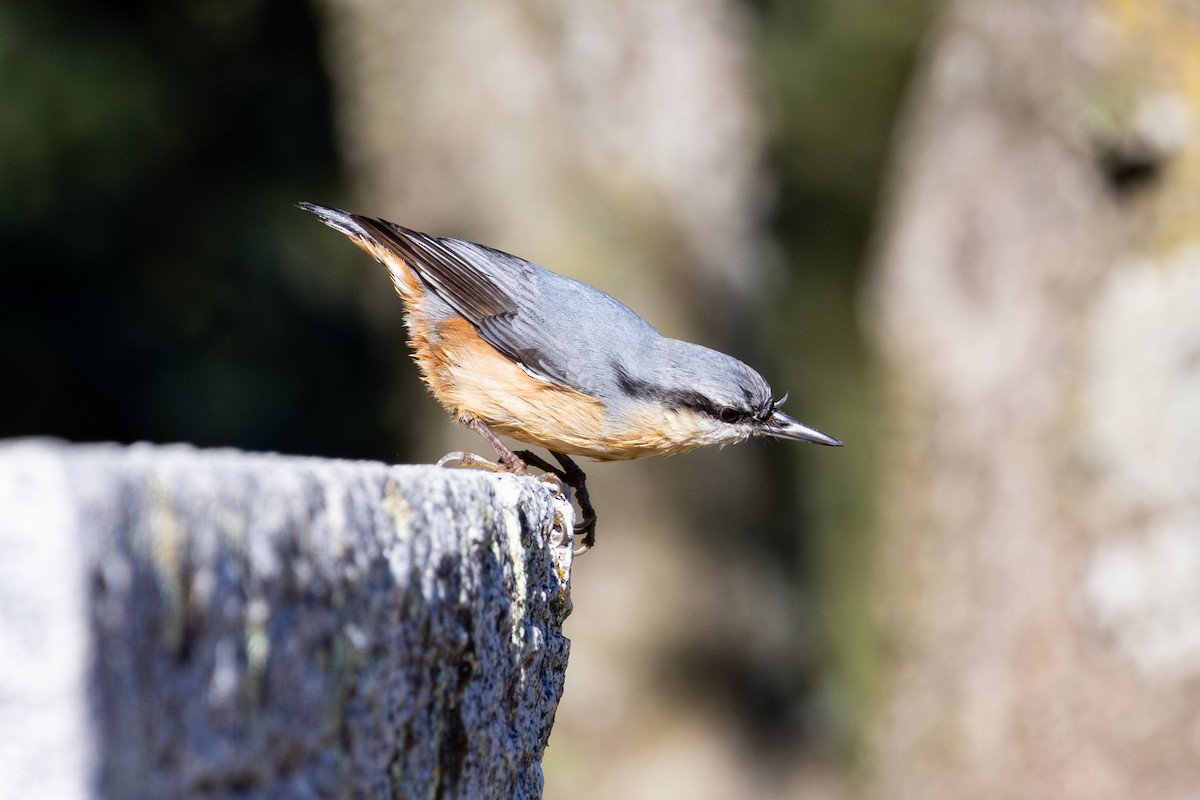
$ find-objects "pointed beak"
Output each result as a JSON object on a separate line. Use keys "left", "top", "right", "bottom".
{"left": 760, "top": 411, "right": 844, "bottom": 447}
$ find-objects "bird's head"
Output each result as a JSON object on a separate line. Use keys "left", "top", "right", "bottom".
{"left": 611, "top": 340, "right": 844, "bottom": 454}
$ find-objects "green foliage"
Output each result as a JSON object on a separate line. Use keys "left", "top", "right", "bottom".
{"left": 0, "top": 0, "right": 412, "bottom": 459}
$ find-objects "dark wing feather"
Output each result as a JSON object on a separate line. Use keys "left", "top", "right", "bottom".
{"left": 351, "top": 214, "right": 580, "bottom": 388}
{"left": 352, "top": 216, "right": 519, "bottom": 320}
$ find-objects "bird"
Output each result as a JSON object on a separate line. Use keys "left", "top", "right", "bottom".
{"left": 300, "top": 202, "right": 842, "bottom": 552}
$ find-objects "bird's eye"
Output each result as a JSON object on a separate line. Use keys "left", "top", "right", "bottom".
{"left": 718, "top": 406, "right": 742, "bottom": 424}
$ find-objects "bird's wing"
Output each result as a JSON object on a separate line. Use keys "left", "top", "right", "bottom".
{"left": 351, "top": 214, "right": 582, "bottom": 389}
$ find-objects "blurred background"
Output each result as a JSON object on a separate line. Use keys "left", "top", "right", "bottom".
{"left": 4, "top": 0, "right": 1199, "bottom": 797}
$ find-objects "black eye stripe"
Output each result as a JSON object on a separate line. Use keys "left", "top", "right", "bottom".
{"left": 612, "top": 362, "right": 771, "bottom": 424}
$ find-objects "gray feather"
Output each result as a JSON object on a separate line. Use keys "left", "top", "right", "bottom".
{"left": 346, "top": 216, "right": 662, "bottom": 396}
{"left": 300, "top": 202, "right": 801, "bottom": 437}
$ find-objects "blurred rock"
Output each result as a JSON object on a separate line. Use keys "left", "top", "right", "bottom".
{"left": 868, "top": 0, "right": 1200, "bottom": 797}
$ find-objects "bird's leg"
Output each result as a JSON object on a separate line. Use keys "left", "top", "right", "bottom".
{"left": 551, "top": 453, "right": 596, "bottom": 553}
{"left": 512, "top": 449, "right": 559, "bottom": 475}
{"left": 509, "top": 450, "right": 565, "bottom": 494}
{"left": 514, "top": 450, "right": 592, "bottom": 553}
{"left": 463, "top": 414, "right": 528, "bottom": 474}
{"left": 552, "top": 451, "right": 597, "bottom": 554}
{"left": 438, "top": 413, "right": 528, "bottom": 474}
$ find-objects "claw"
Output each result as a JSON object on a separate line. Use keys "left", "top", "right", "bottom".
{"left": 460, "top": 413, "right": 528, "bottom": 474}
{"left": 520, "top": 450, "right": 599, "bottom": 555}
{"left": 459, "top": 438, "right": 599, "bottom": 554}
{"left": 573, "top": 514, "right": 597, "bottom": 555}
{"left": 436, "top": 451, "right": 508, "bottom": 472}
{"left": 537, "top": 472, "right": 567, "bottom": 497}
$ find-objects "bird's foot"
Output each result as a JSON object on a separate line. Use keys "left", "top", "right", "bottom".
{"left": 536, "top": 471, "right": 567, "bottom": 497}
{"left": 516, "top": 450, "right": 598, "bottom": 555}
{"left": 436, "top": 450, "right": 515, "bottom": 473}
{"left": 456, "top": 414, "right": 593, "bottom": 553}
{"left": 459, "top": 414, "right": 529, "bottom": 474}
{"left": 573, "top": 515, "right": 597, "bottom": 555}
{"left": 552, "top": 452, "right": 597, "bottom": 554}
{"left": 511, "top": 451, "right": 568, "bottom": 496}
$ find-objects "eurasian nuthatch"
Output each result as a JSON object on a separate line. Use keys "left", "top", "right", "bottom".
{"left": 301, "top": 202, "right": 842, "bottom": 551}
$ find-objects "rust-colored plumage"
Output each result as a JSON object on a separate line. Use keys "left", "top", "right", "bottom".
{"left": 301, "top": 202, "right": 843, "bottom": 551}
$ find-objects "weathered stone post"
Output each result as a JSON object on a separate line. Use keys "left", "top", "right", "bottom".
{"left": 0, "top": 440, "right": 573, "bottom": 800}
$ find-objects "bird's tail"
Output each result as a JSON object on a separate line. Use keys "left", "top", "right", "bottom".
{"left": 298, "top": 202, "right": 423, "bottom": 301}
